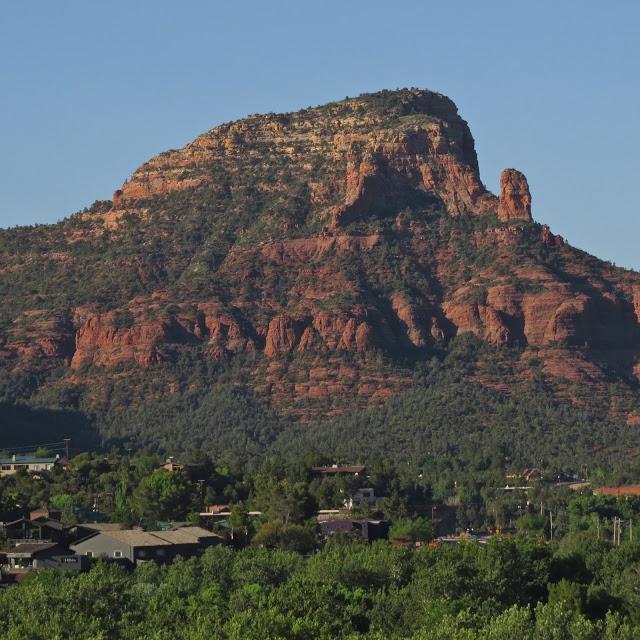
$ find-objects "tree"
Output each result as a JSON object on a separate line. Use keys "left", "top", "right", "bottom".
{"left": 131, "top": 469, "right": 197, "bottom": 527}
{"left": 389, "top": 517, "right": 433, "bottom": 542}
{"left": 251, "top": 475, "right": 312, "bottom": 526}
{"left": 113, "top": 476, "right": 135, "bottom": 527}
{"left": 516, "top": 514, "right": 546, "bottom": 536}
{"left": 532, "top": 601, "right": 597, "bottom": 640}
{"left": 228, "top": 501, "right": 253, "bottom": 544}
{"left": 49, "top": 493, "right": 77, "bottom": 525}
{"left": 547, "top": 579, "right": 586, "bottom": 615}
{"left": 252, "top": 521, "right": 316, "bottom": 554}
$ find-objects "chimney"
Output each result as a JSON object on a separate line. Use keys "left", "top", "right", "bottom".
{"left": 12, "top": 454, "right": 16, "bottom": 462}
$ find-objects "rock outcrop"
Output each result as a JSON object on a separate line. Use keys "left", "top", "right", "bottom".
{"left": 97, "top": 88, "right": 501, "bottom": 232}
{"left": 541, "top": 224, "right": 564, "bottom": 247}
{"left": 633, "top": 286, "right": 640, "bottom": 323}
{"left": 69, "top": 301, "right": 255, "bottom": 369}
{"left": 0, "top": 311, "right": 76, "bottom": 363}
{"left": 264, "top": 316, "right": 305, "bottom": 357}
{"left": 330, "top": 127, "right": 497, "bottom": 227}
{"left": 498, "top": 169, "right": 532, "bottom": 222}
{"left": 71, "top": 313, "right": 168, "bottom": 369}
{"left": 263, "top": 309, "right": 382, "bottom": 357}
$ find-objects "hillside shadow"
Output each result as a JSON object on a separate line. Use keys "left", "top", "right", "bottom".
{"left": 0, "top": 402, "right": 101, "bottom": 452}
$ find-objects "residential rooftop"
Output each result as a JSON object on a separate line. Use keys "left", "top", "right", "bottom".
{"left": 311, "top": 465, "right": 366, "bottom": 474}
{"left": 79, "top": 526, "right": 223, "bottom": 548}
{"left": 76, "top": 523, "right": 124, "bottom": 532}
{"left": 0, "top": 455, "right": 60, "bottom": 464}
{"left": 594, "top": 485, "right": 640, "bottom": 496}
{"left": 6, "top": 543, "right": 61, "bottom": 557}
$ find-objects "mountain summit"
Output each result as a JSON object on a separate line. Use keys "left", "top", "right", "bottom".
{"left": 1, "top": 89, "right": 639, "bottom": 454}
{"left": 109, "top": 88, "right": 528, "bottom": 228}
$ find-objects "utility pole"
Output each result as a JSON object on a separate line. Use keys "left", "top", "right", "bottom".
{"left": 613, "top": 517, "right": 622, "bottom": 546}
{"left": 549, "top": 511, "right": 553, "bottom": 541}
{"left": 197, "top": 479, "right": 205, "bottom": 510}
{"left": 596, "top": 516, "right": 600, "bottom": 540}
{"left": 64, "top": 438, "right": 71, "bottom": 459}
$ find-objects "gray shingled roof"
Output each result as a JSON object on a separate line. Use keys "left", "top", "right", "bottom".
{"left": 80, "top": 526, "right": 223, "bottom": 548}
{"left": 77, "top": 523, "right": 123, "bottom": 532}
{"left": 7, "top": 543, "right": 61, "bottom": 557}
{"left": 151, "top": 527, "right": 221, "bottom": 544}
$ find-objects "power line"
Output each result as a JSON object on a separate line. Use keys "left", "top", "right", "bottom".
{"left": 1, "top": 440, "right": 68, "bottom": 453}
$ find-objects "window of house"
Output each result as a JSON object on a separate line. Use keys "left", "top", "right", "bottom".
{"left": 1, "top": 465, "right": 11, "bottom": 471}
{"left": 156, "top": 549, "right": 167, "bottom": 557}
{"left": 114, "top": 550, "right": 123, "bottom": 558}
{"left": 85, "top": 551, "right": 93, "bottom": 557}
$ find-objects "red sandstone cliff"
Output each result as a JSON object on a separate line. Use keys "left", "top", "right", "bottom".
{"left": 498, "top": 169, "right": 532, "bottom": 222}
{"left": 0, "top": 88, "right": 638, "bottom": 422}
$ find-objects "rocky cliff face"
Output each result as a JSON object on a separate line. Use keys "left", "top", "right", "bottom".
{"left": 103, "top": 89, "right": 499, "bottom": 232}
{"left": 497, "top": 169, "right": 532, "bottom": 222}
{"left": 0, "top": 88, "right": 638, "bottom": 426}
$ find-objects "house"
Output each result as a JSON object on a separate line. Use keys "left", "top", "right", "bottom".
{"left": 505, "top": 468, "right": 543, "bottom": 483}
{"left": 30, "top": 506, "right": 62, "bottom": 522}
{"left": 204, "top": 504, "right": 231, "bottom": 515}
{"left": 594, "top": 485, "right": 640, "bottom": 497}
{"left": 159, "top": 457, "right": 186, "bottom": 473}
{"left": 316, "top": 509, "right": 344, "bottom": 522}
{"left": 158, "top": 457, "right": 208, "bottom": 479}
{"left": 3, "top": 543, "right": 89, "bottom": 573}
{"left": 344, "top": 488, "right": 381, "bottom": 510}
{"left": 311, "top": 464, "right": 366, "bottom": 477}
{"left": 0, "top": 454, "right": 63, "bottom": 477}
{"left": 554, "top": 481, "right": 591, "bottom": 491}
{"left": 74, "top": 522, "right": 124, "bottom": 539}
{"left": 1, "top": 517, "right": 73, "bottom": 544}
{"left": 70, "top": 526, "right": 224, "bottom": 564}
{"left": 319, "top": 519, "right": 389, "bottom": 542}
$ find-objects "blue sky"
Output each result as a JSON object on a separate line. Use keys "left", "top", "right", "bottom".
{"left": 1, "top": 1, "right": 638, "bottom": 269}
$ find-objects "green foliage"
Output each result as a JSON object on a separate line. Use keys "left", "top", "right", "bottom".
{"left": 547, "top": 579, "right": 587, "bottom": 614}
{"left": 278, "top": 348, "right": 637, "bottom": 480}
{"left": 1, "top": 539, "right": 640, "bottom": 639}
{"left": 517, "top": 514, "right": 547, "bottom": 535}
{"left": 389, "top": 516, "right": 433, "bottom": 542}
{"left": 49, "top": 493, "right": 77, "bottom": 525}
{"left": 131, "top": 469, "right": 199, "bottom": 527}
{"left": 253, "top": 521, "right": 316, "bottom": 554}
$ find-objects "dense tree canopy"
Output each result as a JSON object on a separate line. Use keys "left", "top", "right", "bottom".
{"left": 2, "top": 538, "right": 640, "bottom": 639}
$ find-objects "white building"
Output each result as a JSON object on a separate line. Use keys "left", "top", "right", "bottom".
{"left": 344, "top": 488, "right": 381, "bottom": 510}
{"left": 0, "top": 454, "right": 61, "bottom": 477}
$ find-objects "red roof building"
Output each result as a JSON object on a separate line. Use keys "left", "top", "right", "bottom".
{"left": 594, "top": 485, "right": 640, "bottom": 497}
